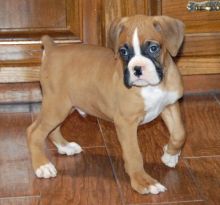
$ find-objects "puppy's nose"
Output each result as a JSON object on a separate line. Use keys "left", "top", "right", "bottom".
{"left": 134, "top": 66, "right": 142, "bottom": 77}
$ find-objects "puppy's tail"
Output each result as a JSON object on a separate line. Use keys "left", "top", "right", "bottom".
{"left": 41, "top": 35, "right": 55, "bottom": 51}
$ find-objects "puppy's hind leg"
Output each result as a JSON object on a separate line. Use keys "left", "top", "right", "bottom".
{"left": 27, "top": 96, "right": 72, "bottom": 178}
{"left": 49, "top": 125, "right": 82, "bottom": 156}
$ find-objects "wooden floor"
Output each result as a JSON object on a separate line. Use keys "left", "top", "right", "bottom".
{"left": 0, "top": 92, "right": 220, "bottom": 205}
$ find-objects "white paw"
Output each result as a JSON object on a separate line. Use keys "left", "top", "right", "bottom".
{"left": 55, "top": 142, "right": 82, "bottom": 156}
{"left": 161, "top": 145, "right": 181, "bottom": 168}
{"left": 35, "top": 162, "right": 57, "bottom": 178}
{"left": 143, "top": 183, "right": 167, "bottom": 194}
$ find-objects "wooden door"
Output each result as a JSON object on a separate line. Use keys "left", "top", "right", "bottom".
{"left": 0, "top": 0, "right": 219, "bottom": 103}
{"left": 150, "top": 0, "right": 220, "bottom": 91}
{"left": 0, "top": 0, "right": 149, "bottom": 103}
{"left": 0, "top": 0, "right": 102, "bottom": 103}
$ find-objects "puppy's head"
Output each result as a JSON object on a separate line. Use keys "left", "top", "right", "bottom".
{"left": 109, "top": 15, "right": 185, "bottom": 88}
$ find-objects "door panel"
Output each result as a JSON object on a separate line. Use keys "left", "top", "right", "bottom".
{"left": 0, "top": 0, "right": 66, "bottom": 29}
{"left": 0, "top": 0, "right": 82, "bottom": 40}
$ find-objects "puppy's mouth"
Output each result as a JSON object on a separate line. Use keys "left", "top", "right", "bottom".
{"left": 124, "top": 64, "right": 163, "bottom": 88}
{"left": 132, "top": 79, "right": 149, "bottom": 87}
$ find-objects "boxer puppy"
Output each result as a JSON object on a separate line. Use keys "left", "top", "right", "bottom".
{"left": 27, "top": 15, "right": 185, "bottom": 195}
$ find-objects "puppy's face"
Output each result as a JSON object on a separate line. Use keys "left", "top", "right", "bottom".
{"left": 119, "top": 28, "right": 163, "bottom": 87}
{"left": 108, "top": 15, "right": 185, "bottom": 88}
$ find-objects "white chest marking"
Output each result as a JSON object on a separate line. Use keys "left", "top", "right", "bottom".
{"left": 141, "top": 86, "right": 179, "bottom": 124}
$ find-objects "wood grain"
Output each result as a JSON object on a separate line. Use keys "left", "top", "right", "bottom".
{"left": 38, "top": 148, "right": 122, "bottom": 205}
{"left": 0, "top": 44, "right": 41, "bottom": 63}
{"left": 0, "top": 66, "right": 40, "bottom": 83}
{"left": 102, "top": 0, "right": 148, "bottom": 46}
{"left": 148, "top": 0, "right": 162, "bottom": 15}
{"left": 183, "top": 74, "right": 220, "bottom": 93}
{"left": 0, "top": 0, "right": 66, "bottom": 29}
{"left": 162, "top": 0, "right": 220, "bottom": 22}
{"left": 186, "top": 158, "right": 220, "bottom": 205}
{"left": 177, "top": 57, "right": 220, "bottom": 75}
{"left": 121, "top": 0, "right": 148, "bottom": 16}
{"left": 181, "top": 94, "right": 220, "bottom": 157}
{"left": 82, "top": 0, "right": 102, "bottom": 45}
{"left": 180, "top": 34, "right": 220, "bottom": 57}
{"left": 0, "top": 82, "right": 42, "bottom": 103}
{"left": 0, "top": 112, "right": 122, "bottom": 205}
{"left": 0, "top": 113, "right": 38, "bottom": 198}
{"left": 52, "top": 111, "right": 105, "bottom": 149}
{"left": 30, "top": 104, "right": 106, "bottom": 148}
{"left": 98, "top": 118, "right": 201, "bottom": 204}
{"left": 0, "top": 197, "right": 39, "bottom": 205}
{"left": 0, "top": 0, "right": 82, "bottom": 40}
{"left": 102, "top": 0, "right": 123, "bottom": 47}
{"left": 214, "top": 93, "right": 220, "bottom": 104}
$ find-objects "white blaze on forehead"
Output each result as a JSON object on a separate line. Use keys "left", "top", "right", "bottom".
{"left": 132, "top": 28, "right": 141, "bottom": 56}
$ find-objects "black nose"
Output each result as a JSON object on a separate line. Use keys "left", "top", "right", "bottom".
{"left": 134, "top": 66, "right": 142, "bottom": 77}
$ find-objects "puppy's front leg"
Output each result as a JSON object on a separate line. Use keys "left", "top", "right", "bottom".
{"left": 161, "top": 102, "right": 186, "bottom": 168}
{"left": 115, "top": 117, "right": 167, "bottom": 194}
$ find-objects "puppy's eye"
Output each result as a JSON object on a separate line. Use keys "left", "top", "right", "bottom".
{"left": 149, "top": 43, "right": 160, "bottom": 54}
{"left": 119, "top": 47, "right": 128, "bottom": 56}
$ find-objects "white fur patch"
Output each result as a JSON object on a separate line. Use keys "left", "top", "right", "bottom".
{"left": 141, "top": 86, "right": 179, "bottom": 124}
{"left": 54, "top": 142, "right": 82, "bottom": 156}
{"left": 76, "top": 108, "right": 87, "bottom": 117}
{"left": 132, "top": 28, "right": 141, "bottom": 56}
{"left": 161, "top": 145, "right": 181, "bottom": 168}
{"left": 143, "top": 183, "right": 167, "bottom": 194}
{"left": 129, "top": 28, "right": 160, "bottom": 86}
{"left": 35, "top": 162, "right": 57, "bottom": 178}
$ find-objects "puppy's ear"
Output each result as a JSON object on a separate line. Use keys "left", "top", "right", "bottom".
{"left": 153, "top": 16, "right": 185, "bottom": 57}
{"left": 108, "top": 17, "right": 128, "bottom": 55}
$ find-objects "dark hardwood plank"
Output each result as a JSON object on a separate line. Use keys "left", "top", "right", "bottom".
{"left": 0, "top": 197, "right": 39, "bottom": 205}
{"left": 181, "top": 94, "right": 220, "bottom": 157}
{"left": 61, "top": 112, "right": 105, "bottom": 148}
{"left": 38, "top": 148, "right": 123, "bottom": 205}
{"left": 214, "top": 93, "right": 220, "bottom": 105}
{"left": 30, "top": 104, "right": 105, "bottom": 148}
{"left": 169, "top": 202, "right": 205, "bottom": 205}
{"left": 0, "top": 113, "right": 39, "bottom": 198}
{"left": 31, "top": 111, "right": 106, "bottom": 149}
{"left": 0, "top": 112, "right": 122, "bottom": 205}
{"left": 183, "top": 74, "right": 220, "bottom": 93}
{"left": 186, "top": 158, "right": 220, "bottom": 205}
{"left": 143, "top": 201, "right": 206, "bottom": 205}
{"left": 98, "top": 118, "right": 201, "bottom": 204}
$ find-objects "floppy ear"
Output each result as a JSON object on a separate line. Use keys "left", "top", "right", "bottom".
{"left": 153, "top": 16, "right": 185, "bottom": 57}
{"left": 108, "top": 17, "right": 128, "bottom": 55}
